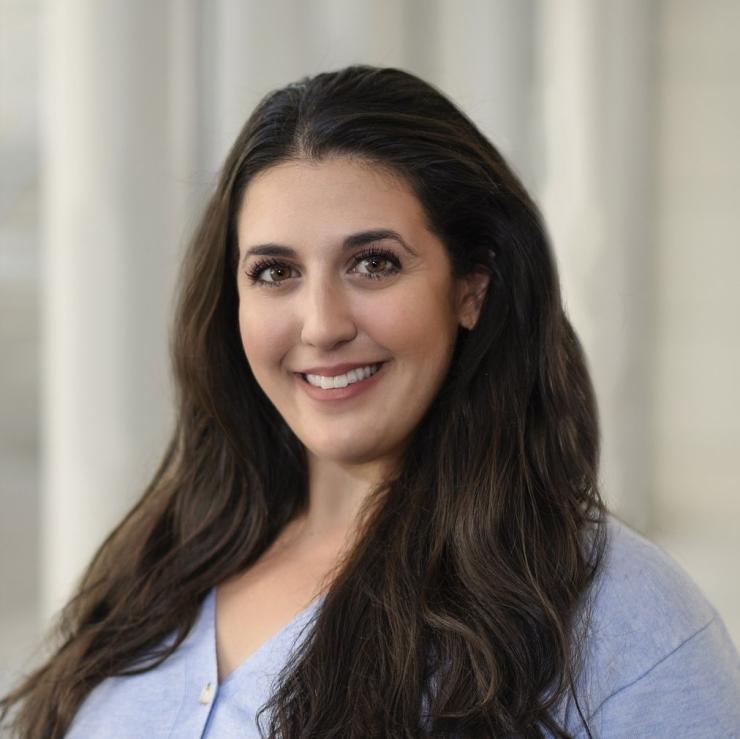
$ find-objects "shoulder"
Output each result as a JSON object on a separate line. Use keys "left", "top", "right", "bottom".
{"left": 589, "top": 514, "right": 716, "bottom": 649}
{"left": 65, "top": 591, "right": 216, "bottom": 738}
{"left": 64, "top": 641, "right": 187, "bottom": 738}
{"left": 561, "top": 514, "right": 740, "bottom": 737}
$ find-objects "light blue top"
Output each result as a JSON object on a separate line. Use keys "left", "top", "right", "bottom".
{"left": 65, "top": 515, "right": 740, "bottom": 738}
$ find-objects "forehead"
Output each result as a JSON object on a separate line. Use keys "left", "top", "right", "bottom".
{"left": 236, "top": 157, "right": 430, "bottom": 245}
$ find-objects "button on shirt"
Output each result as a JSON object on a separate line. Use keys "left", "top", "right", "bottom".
{"left": 65, "top": 586, "right": 325, "bottom": 738}
{"left": 65, "top": 516, "right": 740, "bottom": 737}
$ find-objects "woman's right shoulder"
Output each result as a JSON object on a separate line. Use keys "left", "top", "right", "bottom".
{"left": 65, "top": 653, "right": 185, "bottom": 738}
{"left": 64, "top": 590, "right": 215, "bottom": 738}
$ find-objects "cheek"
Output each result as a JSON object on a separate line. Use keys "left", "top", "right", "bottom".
{"left": 237, "top": 308, "right": 256, "bottom": 355}
{"left": 385, "top": 290, "right": 458, "bottom": 356}
{"left": 238, "top": 304, "right": 286, "bottom": 365}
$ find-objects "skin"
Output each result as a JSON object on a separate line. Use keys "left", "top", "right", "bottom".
{"left": 236, "top": 156, "right": 490, "bottom": 550}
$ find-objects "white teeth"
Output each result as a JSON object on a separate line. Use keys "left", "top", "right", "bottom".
{"left": 305, "top": 363, "right": 381, "bottom": 389}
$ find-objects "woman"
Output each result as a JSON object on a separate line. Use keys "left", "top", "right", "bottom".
{"left": 2, "top": 65, "right": 739, "bottom": 738}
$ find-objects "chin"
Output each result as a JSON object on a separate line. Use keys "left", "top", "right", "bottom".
{"left": 306, "top": 437, "right": 385, "bottom": 466}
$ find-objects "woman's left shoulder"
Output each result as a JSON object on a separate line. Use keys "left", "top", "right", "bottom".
{"left": 561, "top": 513, "right": 740, "bottom": 737}
{"left": 591, "top": 514, "right": 718, "bottom": 638}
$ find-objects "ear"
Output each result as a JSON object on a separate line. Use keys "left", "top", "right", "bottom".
{"left": 455, "top": 266, "right": 491, "bottom": 330}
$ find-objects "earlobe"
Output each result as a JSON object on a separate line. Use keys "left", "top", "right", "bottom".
{"left": 457, "top": 267, "right": 491, "bottom": 330}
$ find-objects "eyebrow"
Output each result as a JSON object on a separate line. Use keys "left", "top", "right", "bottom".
{"left": 240, "top": 228, "right": 415, "bottom": 268}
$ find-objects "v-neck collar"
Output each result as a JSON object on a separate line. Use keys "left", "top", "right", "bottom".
{"left": 206, "top": 586, "right": 325, "bottom": 694}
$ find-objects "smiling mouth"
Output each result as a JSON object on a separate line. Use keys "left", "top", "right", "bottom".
{"left": 299, "top": 362, "right": 385, "bottom": 389}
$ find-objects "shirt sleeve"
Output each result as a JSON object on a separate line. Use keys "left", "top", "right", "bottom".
{"left": 581, "top": 615, "right": 740, "bottom": 738}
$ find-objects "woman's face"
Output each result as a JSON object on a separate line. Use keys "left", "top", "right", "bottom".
{"left": 236, "top": 156, "right": 487, "bottom": 471}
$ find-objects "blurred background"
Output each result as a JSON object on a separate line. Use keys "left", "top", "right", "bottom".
{"left": 1, "top": 0, "right": 738, "bottom": 696}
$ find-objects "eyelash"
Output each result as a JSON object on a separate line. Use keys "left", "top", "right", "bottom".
{"left": 245, "top": 248, "right": 402, "bottom": 288}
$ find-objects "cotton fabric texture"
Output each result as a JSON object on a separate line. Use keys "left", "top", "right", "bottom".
{"left": 65, "top": 515, "right": 740, "bottom": 738}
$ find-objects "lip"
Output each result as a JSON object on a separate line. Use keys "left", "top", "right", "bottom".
{"left": 296, "top": 361, "right": 386, "bottom": 376}
{"left": 294, "top": 361, "right": 389, "bottom": 402}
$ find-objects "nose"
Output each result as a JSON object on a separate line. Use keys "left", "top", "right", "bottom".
{"left": 299, "top": 275, "right": 358, "bottom": 350}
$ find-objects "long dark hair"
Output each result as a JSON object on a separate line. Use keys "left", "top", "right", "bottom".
{"left": 1, "top": 65, "right": 606, "bottom": 738}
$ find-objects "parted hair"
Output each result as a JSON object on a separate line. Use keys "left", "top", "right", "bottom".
{"left": 1, "top": 65, "right": 606, "bottom": 738}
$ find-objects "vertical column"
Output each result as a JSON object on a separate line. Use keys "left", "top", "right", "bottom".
{"left": 198, "top": 0, "right": 410, "bottom": 176}
{"left": 534, "top": 0, "right": 656, "bottom": 529}
{"left": 40, "top": 1, "right": 187, "bottom": 622}
{"left": 650, "top": 1, "right": 740, "bottom": 640}
{"left": 199, "top": 0, "right": 311, "bottom": 172}
{"left": 434, "top": 0, "right": 536, "bottom": 187}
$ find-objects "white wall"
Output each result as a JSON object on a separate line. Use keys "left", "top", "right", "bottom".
{"left": 650, "top": 0, "right": 740, "bottom": 641}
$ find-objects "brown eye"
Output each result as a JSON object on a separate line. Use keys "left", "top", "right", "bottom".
{"left": 353, "top": 248, "right": 402, "bottom": 280}
{"left": 364, "top": 256, "right": 389, "bottom": 273}
{"left": 266, "top": 266, "right": 290, "bottom": 281}
{"left": 246, "top": 259, "right": 294, "bottom": 287}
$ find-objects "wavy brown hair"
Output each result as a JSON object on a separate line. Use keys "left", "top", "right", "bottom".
{"left": 1, "top": 65, "right": 607, "bottom": 738}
